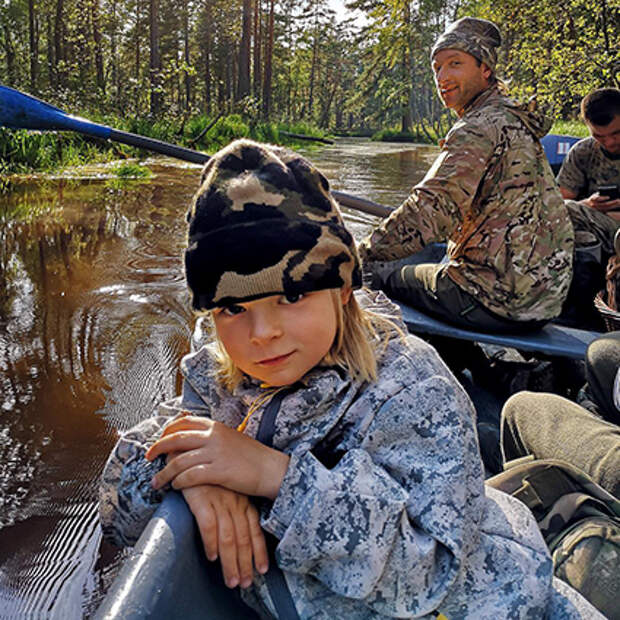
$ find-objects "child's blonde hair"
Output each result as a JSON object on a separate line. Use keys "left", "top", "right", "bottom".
{"left": 207, "top": 290, "right": 403, "bottom": 392}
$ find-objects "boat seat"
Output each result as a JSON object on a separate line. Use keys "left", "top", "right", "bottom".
{"left": 395, "top": 301, "right": 602, "bottom": 360}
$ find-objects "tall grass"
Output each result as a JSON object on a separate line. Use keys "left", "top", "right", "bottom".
{"left": 0, "top": 128, "right": 116, "bottom": 173}
{"left": 550, "top": 119, "right": 589, "bottom": 138}
{"left": 0, "top": 112, "right": 333, "bottom": 175}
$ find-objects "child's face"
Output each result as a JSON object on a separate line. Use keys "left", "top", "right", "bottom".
{"left": 213, "top": 288, "right": 350, "bottom": 387}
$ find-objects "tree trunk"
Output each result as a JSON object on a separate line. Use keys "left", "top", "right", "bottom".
{"left": 203, "top": 0, "right": 213, "bottom": 115}
{"left": 261, "top": 0, "right": 274, "bottom": 119}
{"left": 111, "top": 0, "right": 120, "bottom": 109}
{"left": 237, "top": 0, "right": 251, "bottom": 101}
{"left": 46, "top": 15, "right": 54, "bottom": 87}
{"left": 183, "top": 0, "right": 191, "bottom": 108}
{"left": 2, "top": 25, "right": 16, "bottom": 86}
{"left": 335, "top": 91, "right": 343, "bottom": 128}
{"left": 91, "top": 0, "right": 105, "bottom": 92}
{"left": 400, "top": 1, "right": 413, "bottom": 133}
{"left": 28, "top": 0, "right": 39, "bottom": 92}
{"left": 135, "top": 0, "right": 141, "bottom": 93}
{"left": 54, "top": 0, "right": 65, "bottom": 86}
{"left": 227, "top": 56, "right": 234, "bottom": 111}
{"left": 252, "top": 0, "right": 261, "bottom": 97}
{"left": 307, "top": 30, "right": 319, "bottom": 119}
{"left": 149, "top": 0, "right": 162, "bottom": 116}
{"left": 76, "top": 0, "right": 91, "bottom": 87}
{"left": 319, "top": 83, "right": 336, "bottom": 128}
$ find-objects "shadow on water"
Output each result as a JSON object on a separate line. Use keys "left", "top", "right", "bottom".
{"left": 0, "top": 138, "right": 436, "bottom": 618}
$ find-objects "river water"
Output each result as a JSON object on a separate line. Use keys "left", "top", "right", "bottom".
{"left": 0, "top": 138, "right": 438, "bottom": 618}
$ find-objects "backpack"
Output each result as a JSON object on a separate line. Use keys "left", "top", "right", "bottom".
{"left": 606, "top": 253, "right": 620, "bottom": 311}
{"left": 487, "top": 457, "right": 620, "bottom": 619}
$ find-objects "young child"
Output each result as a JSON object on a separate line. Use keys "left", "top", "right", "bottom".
{"left": 99, "top": 139, "right": 600, "bottom": 618}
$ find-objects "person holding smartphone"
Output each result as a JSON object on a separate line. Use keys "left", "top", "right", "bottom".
{"left": 558, "top": 88, "right": 620, "bottom": 258}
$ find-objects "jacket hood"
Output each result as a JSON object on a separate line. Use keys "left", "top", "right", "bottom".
{"left": 504, "top": 97, "right": 553, "bottom": 139}
{"left": 468, "top": 86, "right": 553, "bottom": 139}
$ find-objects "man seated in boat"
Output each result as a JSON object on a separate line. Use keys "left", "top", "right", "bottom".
{"left": 359, "top": 17, "right": 574, "bottom": 333}
{"left": 558, "top": 87, "right": 620, "bottom": 260}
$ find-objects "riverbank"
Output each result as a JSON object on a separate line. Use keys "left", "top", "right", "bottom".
{"left": 0, "top": 114, "right": 331, "bottom": 175}
{"left": 370, "top": 119, "right": 590, "bottom": 144}
{"left": 1, "top": 113, "right": 591, "bottom": 177}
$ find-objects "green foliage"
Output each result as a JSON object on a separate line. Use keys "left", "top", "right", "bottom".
{"left": 252, "top": 123, "right": 280, "bottom": 144}
{"left": 550, "top": 120, "right": 590, "bottom": 138}
{"left": 0, "top": 128, "right": 113, "bottom": 173}
{"left": 113, "top": 162, "right": 153, "bottom": 178}
{"left": 1, "top": 0, "right": 615, "bottom": 170}
{"left": 459, "top": 0, "right": 619, "bottom": 117}
{"left": 207, "top": 115, "right": 251, "bottom": 147}
{"left": 371, "top": 128, "right": 435, "bottom": 144}
{"left": 0, "top": 112, "right": 334, "bottom": 174}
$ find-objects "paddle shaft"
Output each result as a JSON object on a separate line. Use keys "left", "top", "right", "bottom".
{"left": 0, "top": 85, "right": 394, "bottom": 218}
{"left": 109, "top": 128, "right": 211, "bottom": 165}
{"left": 108, "top": 128, "right": 393, "bottom": 217}
{"left": 111, "top": 128, "right": 393, "bottom": 217}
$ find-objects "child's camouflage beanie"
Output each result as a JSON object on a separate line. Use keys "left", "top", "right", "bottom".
{"left": 185, "top": 139, "right": 362, "bottom": 310}
{"left": 431, "top": 16, "right": 501, "bottom": 71}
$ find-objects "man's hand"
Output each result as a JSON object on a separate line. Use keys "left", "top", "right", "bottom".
{"left": 182, "top": 484, "right": 268, "bottom": 588}
{"left": 581, "top": 192, "right": 620, "bottom": 213}
{"left": 145, "top": 416, "right": 290, "bottom": 500}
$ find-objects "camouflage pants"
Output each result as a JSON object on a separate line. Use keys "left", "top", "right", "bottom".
{"left": 565, "top": 200, "right": 620, "bottom": 258}
{"left": 501, "top": 391, "right": 620, "bottom": 499}
{"left": 382, "top": 262, "right": 545, "bottom": 332}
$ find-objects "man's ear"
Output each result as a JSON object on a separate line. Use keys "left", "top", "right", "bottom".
{"left": 481, "top": 62, "right": 492, "bottom": 81}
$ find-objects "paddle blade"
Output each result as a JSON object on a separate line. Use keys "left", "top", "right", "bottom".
{"left": 0, "top": 85, "right": 111, "bottom": 138}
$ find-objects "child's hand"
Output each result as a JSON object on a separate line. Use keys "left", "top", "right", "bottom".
{"left": 181, "top": 484, "right": 268, "bottom": 589}
{"left": 145, "top": 416, "right": 290, "bottom": 500}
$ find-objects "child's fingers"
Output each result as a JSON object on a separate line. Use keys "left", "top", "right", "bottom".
{"left": 184, "top": 490, "right": 219, "bottom": 561}
{"left": 146, "top": 431, "right": 209, "bottom": 461}
{"left": 160, "top": 464, "right": 219, "bottom": 491}
{"left": 165, "top": 450, "right": 181, "bottom": 464}
{"left": 231, "top": 509, "right": 254, "bottom": 588}
{"left": 216, "top": 510, "right": 241, "bottom": 588}
{"left": 151, "top": 448, "right": 212, "bottom": 489}
{"left": 160, "top": 416, "right": 213, "bottom": 438}
{"left": 247, "top": 504, "right": 269, "bottom": 574}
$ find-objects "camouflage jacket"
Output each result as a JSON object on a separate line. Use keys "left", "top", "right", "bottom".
{"left": 99, "top": 291, "right": 598, "bottom": 619}
{"left": 557, "top": 136, "right": 620, "bottom": 199}
{"left": 359, "top": 86, "right": 574, "bottom": 322}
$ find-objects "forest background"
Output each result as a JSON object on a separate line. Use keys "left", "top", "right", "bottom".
{"left": 0, "top": 0, "right": 618, "bottom": 172}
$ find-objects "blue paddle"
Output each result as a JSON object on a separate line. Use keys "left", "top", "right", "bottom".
{"left": 0, "top": 85, "right": 393, "bottom": 218}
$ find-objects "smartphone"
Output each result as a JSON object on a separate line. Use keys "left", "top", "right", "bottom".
{"left": 598, "top": 184, "right": 620, "bottom": 200}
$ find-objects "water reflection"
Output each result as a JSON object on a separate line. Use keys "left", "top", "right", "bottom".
{"left": 300, "top": 137, "right": 438, "bottom": 211}
{"left": 0, "top": 139, "right": 436, "bottom": 617}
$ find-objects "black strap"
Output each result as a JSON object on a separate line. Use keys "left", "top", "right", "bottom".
{"left": 256, "top": 387, "right": 296, "bottom": 447}
{"left": 255, "top": 386, "right": 301, "bottom": 620}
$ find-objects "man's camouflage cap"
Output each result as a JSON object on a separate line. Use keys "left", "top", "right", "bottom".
{"left": 185, "top": 139, "right": 362, "bottom": 310}
{"left": 431, "top": 16, "right": 501, "bottom": 71}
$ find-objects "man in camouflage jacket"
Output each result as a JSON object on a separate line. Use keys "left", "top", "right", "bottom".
{"left": 359, "top": 17, "right": 574, "bottom": 329}
{"left": 100, "top": 290, "right": 600, "bottom": 619}
{"left": 558, "top": 88, "right": 620, "bottom": 258}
